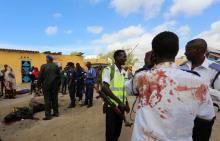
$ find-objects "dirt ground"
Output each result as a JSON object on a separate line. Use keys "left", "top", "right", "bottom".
{"left": 0, "top": 85, "right": 220, "bottom": 141}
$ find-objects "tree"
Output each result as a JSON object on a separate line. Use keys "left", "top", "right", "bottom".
{"left": 98, "top": 48, "right": 138, "bottom": 66}
{"left": 70, "top": 51, "right": 83, "bottom": 56}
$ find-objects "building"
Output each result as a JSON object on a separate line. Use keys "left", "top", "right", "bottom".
{"left": 0, "top": 48, "right": 85, "bottom": 84}
{"left": 208, "top": 48, "right": 220, "bottom": 62}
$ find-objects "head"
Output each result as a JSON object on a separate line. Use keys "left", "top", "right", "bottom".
{"left": 76, "top": 63, "right": 81, "bottom": 69}
{"left": 86, "top": 62, "right": 92, "bottom": 68}
{"left": 67, "top": 62, "right": 74, "bottom": 69}
{"left": 144, "top": 51, "right": 154, "bottom": 68}
{"left": 185, "top": 38, "right": 207, "bottom": 63}
{"left": 152, "top": 31, "right": 179, "bottom": 64}
{"left": 46, "top": 55, "right": 54, "bottom": 63}
{"left": 34, "top": 67, "right": 39, "bottom": 72}
{"left": 113, "top": 50, "right": 127, "bottom": 66}
{"left": 4, "top": 64, "right": 8, "bottom": 70}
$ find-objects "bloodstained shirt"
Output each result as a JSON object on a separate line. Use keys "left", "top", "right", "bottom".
{"left": 130, "top": 62, "right": 214, "bottom": 141}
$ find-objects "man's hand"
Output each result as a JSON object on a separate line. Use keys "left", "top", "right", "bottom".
{"left": 118, "top": 103, "right": 126, "bottom": 112}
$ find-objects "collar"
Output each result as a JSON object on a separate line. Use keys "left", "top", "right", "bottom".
{"left": 186, "top": 58, "right": 210, "bottom": 70}
{"left": 114, "top": 64, "right": 124, "bottom": 74}
{"left": 154, "top": 62, "right": 178, "bottom": 69}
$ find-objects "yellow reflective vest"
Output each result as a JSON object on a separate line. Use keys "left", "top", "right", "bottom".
{"left": 103, "top": 65, "right": 127, "bottom": 106}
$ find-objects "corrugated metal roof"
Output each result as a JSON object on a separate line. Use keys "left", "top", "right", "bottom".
{"left": 0, "top": 48, "right": 39, "bottom": 53}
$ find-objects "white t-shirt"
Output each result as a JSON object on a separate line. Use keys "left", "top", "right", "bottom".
{"left": 127, "top": 62, "right": 214, "bottom": 141}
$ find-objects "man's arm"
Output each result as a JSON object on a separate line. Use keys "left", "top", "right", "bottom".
{"left": 38, "top": 65, "right": 45, "bottom": 84}
{"left": 101, "top": 67, "right": 124, "bottom": 107}
{"left": 102, "top": 82, "right": 124, "bottom": 106}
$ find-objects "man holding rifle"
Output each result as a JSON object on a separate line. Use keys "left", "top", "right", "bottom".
{"left": 101, "top": 50, "right": 130, "bottom": 141}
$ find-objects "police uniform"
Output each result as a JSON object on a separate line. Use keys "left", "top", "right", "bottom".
{"left": 67, "top": 67, "right": 77, "bottom": 107}
{"left": 38, "top": 62, "right": 61, "bottom": 118}
{"left": 102, "top": 65, "right": 126, "bottom": 141}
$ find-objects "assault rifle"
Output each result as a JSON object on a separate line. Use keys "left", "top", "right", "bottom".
{"left": 96, "top": 89, "right": 133, "bottom": 127}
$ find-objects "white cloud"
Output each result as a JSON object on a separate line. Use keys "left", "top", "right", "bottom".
{"left": 93, "top": 25, "right": 150, "bottom": 68}
{"left": 153, "top": 20, "right": 176, "bottom": 33}
{"left": 87, "top": 26, "right": 103, "bottom": 34}
{"left": 167, "top": 0, "right": 215, "bottom": 18}
{"left": 94, "top": 25, "right": 144, "bottom": 45}
{"left": 92, "top": 21, "right": 190, "bottom": 69}
{"left": 64, "top": 29, "right": 73, "bottom": 34}
{"left": 110, "top": 0, "right": 164, "bottom": 19}
{"left": 177, "top": 25, "right": 190, "bottom": 39}
{"left": 45, "top": 26, "right": 58, "bottom": 35}
{"left": 53, "top": 13, "right": 63, "bottom": 19}
{"left": 196, "top": 20, "right": 220, "bottom": 50}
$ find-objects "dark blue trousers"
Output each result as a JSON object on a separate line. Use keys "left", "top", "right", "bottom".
{"left": 85, "top": 84, "right": 94, "bottom": 106}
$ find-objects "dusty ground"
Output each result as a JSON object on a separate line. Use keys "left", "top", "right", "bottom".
{"left": 0, "top": 85, "right": 220, "bottom": 141}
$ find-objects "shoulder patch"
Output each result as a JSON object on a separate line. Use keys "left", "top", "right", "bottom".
{"left": 135, "top": 67, "right": 150, "bottom": 74}
{"left": 181, "top": 69, "right": 200, "bottom": 77}
{"left": 209, "top": 63, "right": 220, "bottom": 72}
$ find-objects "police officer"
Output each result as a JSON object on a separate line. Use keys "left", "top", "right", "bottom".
{"left": 38, "top": 55, "right": 61, "bottom": 120}
{"left": 102, "top": 50, "right": 129, "bottom": 141}
{"left": 76, "top": 63, "right": 84, "bottom": 104}
{"left": 66, "top": 62, "right": 77, "bottom": 108}
{"left": 180, "top": 38, "right": 219, "bottom": 141}
{"left": 84, "top": 62, "right": 96, "bottom": 108}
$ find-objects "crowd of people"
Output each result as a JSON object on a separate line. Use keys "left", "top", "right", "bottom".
{"left": 99, "top": 31, "right": 220, "bottom": 141}
{"left": 36, "top": 55, "right": 98, "bottom": 120}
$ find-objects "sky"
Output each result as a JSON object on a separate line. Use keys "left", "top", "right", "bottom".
{"left": 0, "top": 0, "right": 220, "bottom": 67}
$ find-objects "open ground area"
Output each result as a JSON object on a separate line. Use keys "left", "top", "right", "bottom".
{"left": 0, "top": 85, "right": 220, "bottom": 141}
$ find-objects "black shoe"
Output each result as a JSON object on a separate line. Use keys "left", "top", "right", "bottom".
{"left": 43, "top": 117, "right": 52, "bottom": 120}
{"left": 52, "top": 113, "right": 59, "bottom": 117}
{"left": 87, "top": 105, "right": 92, "bottom": 108}
{"left": 68, "top": 104, "right": 75, "bottom": 108}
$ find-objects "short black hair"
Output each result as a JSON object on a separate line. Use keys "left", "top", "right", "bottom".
{"left": 67, "top": 62, "right": 74, "bottom": 67}
{"left": 113, "top": 50, "right": 125, "bottom": 60}
{"left": 152, "top": 31, "right": 179, "bottom": 59}
{"left": 186, "top": 38, "right": 207, "bottom": 52}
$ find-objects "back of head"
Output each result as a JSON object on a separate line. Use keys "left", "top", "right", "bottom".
{"left": 152, "top": 31, "right": 179, "bottom": 60}
{"left": 186, "top": 38, "right": 207, "bottom": 53}
{"left": 46, "top": 55, "right": 54, "bottom": 62}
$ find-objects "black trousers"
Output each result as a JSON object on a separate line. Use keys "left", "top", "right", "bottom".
{"left": 43, "top": 89, "right": 59, "bottom": 117}
{"left": 76, "top": 82, "right": 83, "bottom": 101}
{"left": 0, "top": 80, "right": 4, "bottom": 95}
{"left": 193, "top": 116, "right": 215, "bottom": 141}
{"left": 106, "top": 107, "right": 123, "bottom": 141}
{"left": 68, "top": 83, "right": 76, "bottom": 105}
{"left": 61, "top": 79, "right": 67, "bottom": 94}
{"left": 85, "top": 84, "right": 94, "bottom": 105}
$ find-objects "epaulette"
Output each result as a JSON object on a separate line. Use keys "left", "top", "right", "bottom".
{"left": 135, "top": 67, "right": 150, "bottom": 74}
{"left": 180, "top": 69, "right": 200, "bottom": 77}
{"left": 209, "top": 63, "right": 220, "bottom": 72}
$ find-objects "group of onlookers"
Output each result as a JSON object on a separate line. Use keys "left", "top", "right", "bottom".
{"left": 0, "top": 64, "right": 16, "bottom": 99}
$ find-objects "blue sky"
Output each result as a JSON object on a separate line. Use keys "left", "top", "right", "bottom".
{"left": 0, "top": 0, "right": 220, "bottom": 66}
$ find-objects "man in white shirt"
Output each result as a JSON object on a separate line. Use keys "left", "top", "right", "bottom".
{"left": 128, "top": 31, "right": 214, "bottom": 141}
{"left": 102, "top": 50, "right": 129, "bottom": 141}
{"left": 180, "top": 38, "right": 219, "bottom": 141}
